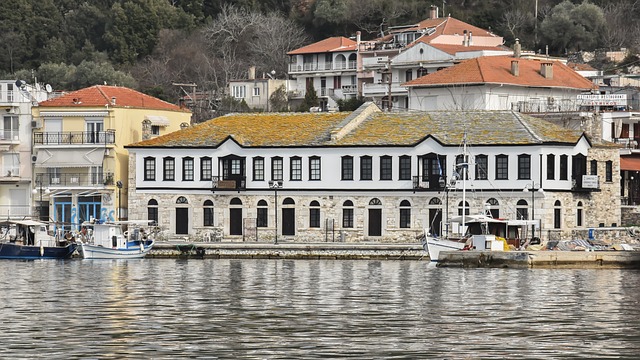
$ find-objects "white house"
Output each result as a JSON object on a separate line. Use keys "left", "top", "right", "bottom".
{"left": 126, "top": 103, "right": 618, "bottom": 243}
{"left": 228, "top": 66, "right": 291, "bottom": 111}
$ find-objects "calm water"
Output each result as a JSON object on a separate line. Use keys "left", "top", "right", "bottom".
{"left": 0, "top": 259, "right": 639, "bottom": 359}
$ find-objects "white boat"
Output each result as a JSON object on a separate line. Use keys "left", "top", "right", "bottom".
{"left": 76, "top": 220, "right": 154, "bottom": 259}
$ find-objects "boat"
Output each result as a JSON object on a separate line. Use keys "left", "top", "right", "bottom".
{"left": 0, "top": 219, "right": 77, "bottom": 259}
{"left": 76, "top": 220, "right": 155, "bottom": 259}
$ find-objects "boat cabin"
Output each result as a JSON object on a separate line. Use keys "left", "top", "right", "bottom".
{"left": 0, "top": 220, "right": 57, "bottom": 247}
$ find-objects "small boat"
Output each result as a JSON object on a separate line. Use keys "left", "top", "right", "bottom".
{"left": 76, "top": 220, "right": 154, "bottom": 259}
{"left": 0, "top": 219, "right": 77, "bottom": 259}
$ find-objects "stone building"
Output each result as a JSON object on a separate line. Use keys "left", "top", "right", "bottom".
{"left": 126, "top": 103, "right": 619, "bottom": 243}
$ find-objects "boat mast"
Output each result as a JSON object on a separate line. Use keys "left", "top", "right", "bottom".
{"left": 461, "top": 132, "right": 467, "bottom": 237}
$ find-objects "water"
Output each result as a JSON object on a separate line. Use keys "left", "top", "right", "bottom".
{"left": 0, "top": 259, "right": 639, "bottom": 359}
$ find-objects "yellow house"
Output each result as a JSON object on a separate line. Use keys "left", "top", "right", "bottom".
{"left": 32, "top": 85, "right": 191, "bottom": 230}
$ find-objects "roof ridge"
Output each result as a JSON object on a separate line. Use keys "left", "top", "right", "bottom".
{"left": 512, "top": 111, "right": 543, "bottom": 143}
{"left": 95, "top": 85, "right": 110, "bottom": 103}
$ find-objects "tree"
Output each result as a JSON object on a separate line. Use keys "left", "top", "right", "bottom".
{"left": 299, "top": 82, "right": 319, "bottom": 111}
{"left": 269, "top": 85, "right": 289, "bottom": 112}
{"left": 538, "top": 0, "right": 606, "bottom": 54}
{"left": 336, "top": 97, "right": 364, "bottom": 111}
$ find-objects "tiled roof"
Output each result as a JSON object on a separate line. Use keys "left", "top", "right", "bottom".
{"left": 128, "top": 107, "right": 584, "bottom": 148}
{"left": 39, "top": 85, "right": 187, "bottom": 112}
{"left": 425, "top": 43, "right": 511, "bottom": 55}
{"left": 403, "top": 56, "right": 597, "bottom": 90}
{"left": 567, "top": 62, "right": 597, "bottom": 71}
{"left": 287, "top": 37, "right": 357, "bottom": 55}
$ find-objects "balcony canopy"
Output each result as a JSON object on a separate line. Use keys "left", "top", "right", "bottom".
{"left": 35, "top": 148, "right": 105, "bottom": 168}
{"left": 145, "top": 115, "right": 170, "bottom": 126}
{"left": 621, "top": 156, "right": 640, "bottom": 171}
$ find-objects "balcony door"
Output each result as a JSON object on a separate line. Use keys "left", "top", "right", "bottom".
{"left": 86, "top": 119, "right": 104, "bottom": 144}
{"left": 44, "top": 118, "right": 62, "bottom": 144}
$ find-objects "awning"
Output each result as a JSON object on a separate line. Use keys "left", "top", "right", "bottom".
{"left": 35, "top": 148, "right": 105, "bottom": 168}
{"left": 620, "top": 156, "right": 640, "bottom": 171}
{"left": 145, "top": 115, "right": 170, "bottom": 126}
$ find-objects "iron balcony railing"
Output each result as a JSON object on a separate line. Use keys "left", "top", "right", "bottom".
{"left": 35, "top": 172, "right": 114, "bottom": 187}
{"left": 211, "top": 176, "right": 246, "bottom": 191}
{"left": 33, "top": 130, "right": 116, "bottom": 145}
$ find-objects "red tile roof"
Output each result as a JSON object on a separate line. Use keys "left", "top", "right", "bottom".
{"left": 403, "top": 56, "right": 597, "bottom": 90}
{"left": 39, "top": 85, "right": 188, "bottom": 112}
{"left": 427, "top": 43, "right": 511, "bottom": 55}
{"left": 287, "top": 37, "right": 357, "bottom": 55}
{"left": 377, "top": 16, "right": 500, "bottom": 43}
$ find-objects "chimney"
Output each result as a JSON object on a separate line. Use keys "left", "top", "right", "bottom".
{"left": 463, "top": 30, "right": 468, "bottom": 46}
{"left": 429, "top": 5, "right": 437, "bottom": 19}
{"left": 511, "top": 60, "right": 519, "bottom": 77}
{"left": 248, "top": 66, "right": 256, "bottom": 80}
{"left": 111, "top": 96, "right": 116, "bottom": 105}
{"left": 540, "top": 62, "right": 553, "bottom": 79}
{"left": 468, "top": 31, "right": 473, "bottom": 46}
{"left": 514, "top": 39, "right": 521, "bottom": 58}
{"left": 356, "top": 31, "right": 361, "bottom": 44}
{"left": 142, "top": 119, "right": 152, "bottom": 140}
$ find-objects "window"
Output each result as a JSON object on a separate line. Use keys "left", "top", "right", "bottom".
{"left": 342, "top": 156, "right": 353, "bottom": 180}
{"left": 201, "top": 157, "right": 212, "bottom": 181}
{"left": 486, "top": 198, "right": 500, "bottom": 219}
{"left": 144, "top": 157, "right": 156, "bottom": 181}
{"left": 163, "top": 157, "right": 175, "bottom": 181}
{"left": 399, "top": 200, "right": 411, "bottom": 228}
{"left": 343, "top": 200, "right": 354, "bottom": 228}
{"left": 309, "top": 200, "right": 320, "bottom": 228}
{"left": 85, "top": 119, "right": 104, "bottom": 144}
{"left": 518, "top": 154, "right": 531, "bottom": 180}
{"left": 456, "top": 154, "right": 469, "bottom": 180}
{"left": 554, "top": 200, "right": 562, "bottom": 229}
{"left": 232, "top": 85, "right": 246, "bottom": 99}
{"left": 147, "top": 199, "right": 158, "bottom": 225}
{"left": 475, "top": 155, "right": 488, "bottom": 180}
{"left": 576, "top": 201, "right": 583, "bottom": 227}
{"left": 151, "top": 125, "right": 160, "bottom": 136}
{"left": 405, "top": 69, "right": 413, "bottom": 82}
{"left": 290, "top": 157, "right": 302, "bottom": 181}
{"left": 2, "top": 115, "right": 18, "bottom": 140}
{"left": 516, "top": 199, "right": 529, "bottom": 220}
{"left": 495, "top": 155, "right": 508, "bottom": 180}
{"left": 380, "top": 156, "right": 392, "bottom": 180}
{"left": 253, "top": 157, "right": 264, "bottom": 181}
{"left": 399, "top": 155, "right": 411, "bottom": 180}
{"left": 176, "top": 196, "right": 188, "bottom": 204}
{"left": 360, "top": 156, "right": 372, "bottom": 180}
{"left": 310, "top": 156, "right": 321, "bottom": 180}
{"left": 183, "top": 157, "right": 194, "bottom": 181}
{"left": 590, "top": 160, "right": 598, "bottom": 175}
{"left": 457, "top": 201, "right": 470, "bottom": 216}
{"left": 606, "top": 160, "right": 613, "bottom": 182}
{"left": 253, "top": 87, "right": 260, "bottom": 96}
{"left": 271, "top": 157, "right": 283, "bottom": 181}
{"left": 560, "top": 155, "right": 568, "bottom": 180}
{"left": 257, "top": 199, "right": 268, "bottom": 227}
{"left": 547, "top": 154, "right": 555, "bottom": 180}
{"left": 203, "top": 200, "right": 214, "bottom": 226}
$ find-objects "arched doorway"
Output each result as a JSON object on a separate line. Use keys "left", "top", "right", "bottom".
{"left": 229, "top": 197, "right": 243, "bottom": 235}
{"left": 368, "top": 198, "right": 382, "bottom": 236}
{"left": 282, "top": 197, "right": 295, "bottom": 236}
{"left": 175, "top": 196, "right": 189, "bottom": 235}
{"left": 428, "top": 197, "right": 442, "bottom": 236}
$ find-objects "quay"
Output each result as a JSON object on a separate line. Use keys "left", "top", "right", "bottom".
{"left": 149, "top": 241, "right": 426, "bottom": 260}
{"left": 437, "top": 250, "right": 640, "bottom": 269}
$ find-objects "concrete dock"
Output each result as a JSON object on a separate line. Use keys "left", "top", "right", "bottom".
{"left": 150, "top": 241, "right": 426, "bottom": 260}
{"left": 437, "top": 250, "right": 640, "bottom": 269}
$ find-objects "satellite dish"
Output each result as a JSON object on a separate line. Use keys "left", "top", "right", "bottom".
{"left": 45, "top": 84, "right": 52, "bottom": 93}
{"left": 15, "top": 80, "right": 26, "bottom": 89}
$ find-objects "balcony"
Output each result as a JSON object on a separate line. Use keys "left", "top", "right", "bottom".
{"left": 362, "top": 83, "right": 408, "bottom": 96}
{"left": 289, "top": 61, "right": 357, "bottom": 74}
{"left": 613, "top": 137, "right": 640, "bottom": 150}
{"left": 341, "top": 84, "right": 358, "bottom": 94}
{"left": 33, "top": 130, "right": 116, "bottom": 145}
{"left": 212, "top": 176, "right": 246, "bottom": 191}
{"left": 35, "top": 172, "right": 114, "bottom": 187}
{"left": 413, "top": 176, "right": 445, "bottom": 191}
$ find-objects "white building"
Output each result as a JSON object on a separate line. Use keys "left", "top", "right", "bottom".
{"left": 228, "top": 66, "right": 292, "bottom": 111}
{"left": 126, "top": 103, "right": 618, "bottom": 242}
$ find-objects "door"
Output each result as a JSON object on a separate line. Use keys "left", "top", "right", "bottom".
{"left": 368, "top": 209, "right": 382, "bottom": 236}
{"left": 282, "top": 208, "right": 295, "bottom": 236}
{"left": 176, "top": 207, "right": 188, "bottom": 235}
{"left": 429, "top": 208, "right": 442, "bottom": 237}
{"left": 230, "top": 208, "right": 243, "bottom": 235}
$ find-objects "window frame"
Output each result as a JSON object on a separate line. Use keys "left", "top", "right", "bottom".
{"left": 290, "top": 156, "right": 302, "bottom": 181}
{"left": 341, "top": 156, "right": 353, "bottom": 181}
{"left": 360, "top": 155, "right": 372, "bottom": 180}
{"left": 309, "top": 156, "right": 321, "bottom": 181}
{"left": 475, "top": 154, "right": 488, "bottom": 180}
{"left": 560, "top": 155, "right": 568, "bottom": 181}
{"left": 200, "top": 157, "right": 212, "bottom": 181}
{"left": 144, "top": 157, "right": 156, "bottom": 181}
{"left": 517, "top": 154, "right": 531, "bottom": 180}
{"left": 547, "top": 154, "right": 555, "bottom": 180}
{"left": 271, "top": 157, "right": 283, "bottom": 181}
{"left": 163, "top": 157, "right": 175, "bottom": 181}
{"left": 380, "top": 155, "right": 392, "bottom": 181}
{"left": 495, "top": 154, "right": 508, "bottom": 180}
{"left": 399, "top": 155, "right": 411, "bottom": 180}
{"left": 253, "top": 156, "right": 264, "bottom": 181}
{"left": 182, "top": 157, "right": 194, "bottom": 181}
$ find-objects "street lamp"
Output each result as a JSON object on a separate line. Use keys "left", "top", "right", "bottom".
{"left": 116, "top": 180, "right": 123, "bottom": 221}
{"left": 32, "top": 178, "right": 50, "bottom": 221}
{"left": 523, "top": 181, "right": 544, "bottom": 240}
{"left": 268, "top": 180, "right": 282, "bottom": 244}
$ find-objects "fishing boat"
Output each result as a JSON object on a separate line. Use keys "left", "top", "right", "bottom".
{"left": 76, "top": 220, "right": 154, "bottom": 259}
{"left": 0, "top": 219, "right": 77, "bottom": 259}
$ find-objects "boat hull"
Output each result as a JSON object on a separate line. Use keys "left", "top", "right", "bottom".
{"left": 424, "top": 237, "right": 466, "bottom": 262}
{"left": 78, "top": 241, "right": 153, "bottom": 259}
{"left": 0, "top": 242, "right": 77, "bottom": 260}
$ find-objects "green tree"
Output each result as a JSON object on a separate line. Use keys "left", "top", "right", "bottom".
{"left": 539, "top": 0, "right": 606, "bottom": 54}
{"left": 336, "top": 97, "right": 364, "bottom": 111}
{"left": 298, "top": 82, "right": 319, "bottom": 111}
{"left": 269, "top": 85, "right": 289, "bottom": 112}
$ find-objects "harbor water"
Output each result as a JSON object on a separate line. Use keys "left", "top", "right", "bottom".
{"left": 1, "top": 259, "right": 639, "bottom": 359}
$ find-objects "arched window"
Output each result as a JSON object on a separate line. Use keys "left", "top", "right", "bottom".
{"left": 576, "top": 201, "right": 583, "bottom": 227}
{"left": 458, "top": 201, "right": 470, "bottom": 216}
{"left": 176, "top": 196, "right": 188, "bottom": 204}
{"left": 429, "top": 197, "right": 442, "bottom": 205}
{"left": 283, "top": 197, "right": 295, "bottom": 205}
{"left": 369, "top": 198, "right": 382, "bottom": 206}
{"left": 516, "top": 199, "right": 529, "bottom": 220}
{"left": 399, "top": 200, "right": 411, "bottom": 228}
{"left": 257, "top": 199, "right": 268, "bottom": 227}
{"left": 203, "top": 200, "right": 214, "bottom": 226}
{"left": 230, "top": 197, "right": 242, "bottom": 205}
{"left": 343, "top": 200, "right": 354, "bottom": 228}
{"left": 309, "top": 200, "right": 320, "bottom": 228}
{"left": 485, "top": 198, "right": 499, "bottom": 218}
{"left": 147, "top": 199, "right": 158, "bottom": 225}
{"left": 554, "top": 200, "right": 562, "bottom": 229}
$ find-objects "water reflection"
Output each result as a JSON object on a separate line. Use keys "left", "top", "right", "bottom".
{"left": 0, "top": 259, "right": 638, "bottom": 358}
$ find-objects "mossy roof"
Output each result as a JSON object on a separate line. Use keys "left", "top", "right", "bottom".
{"left": 127, "top": 109, "right": 585, "bottom": 149}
